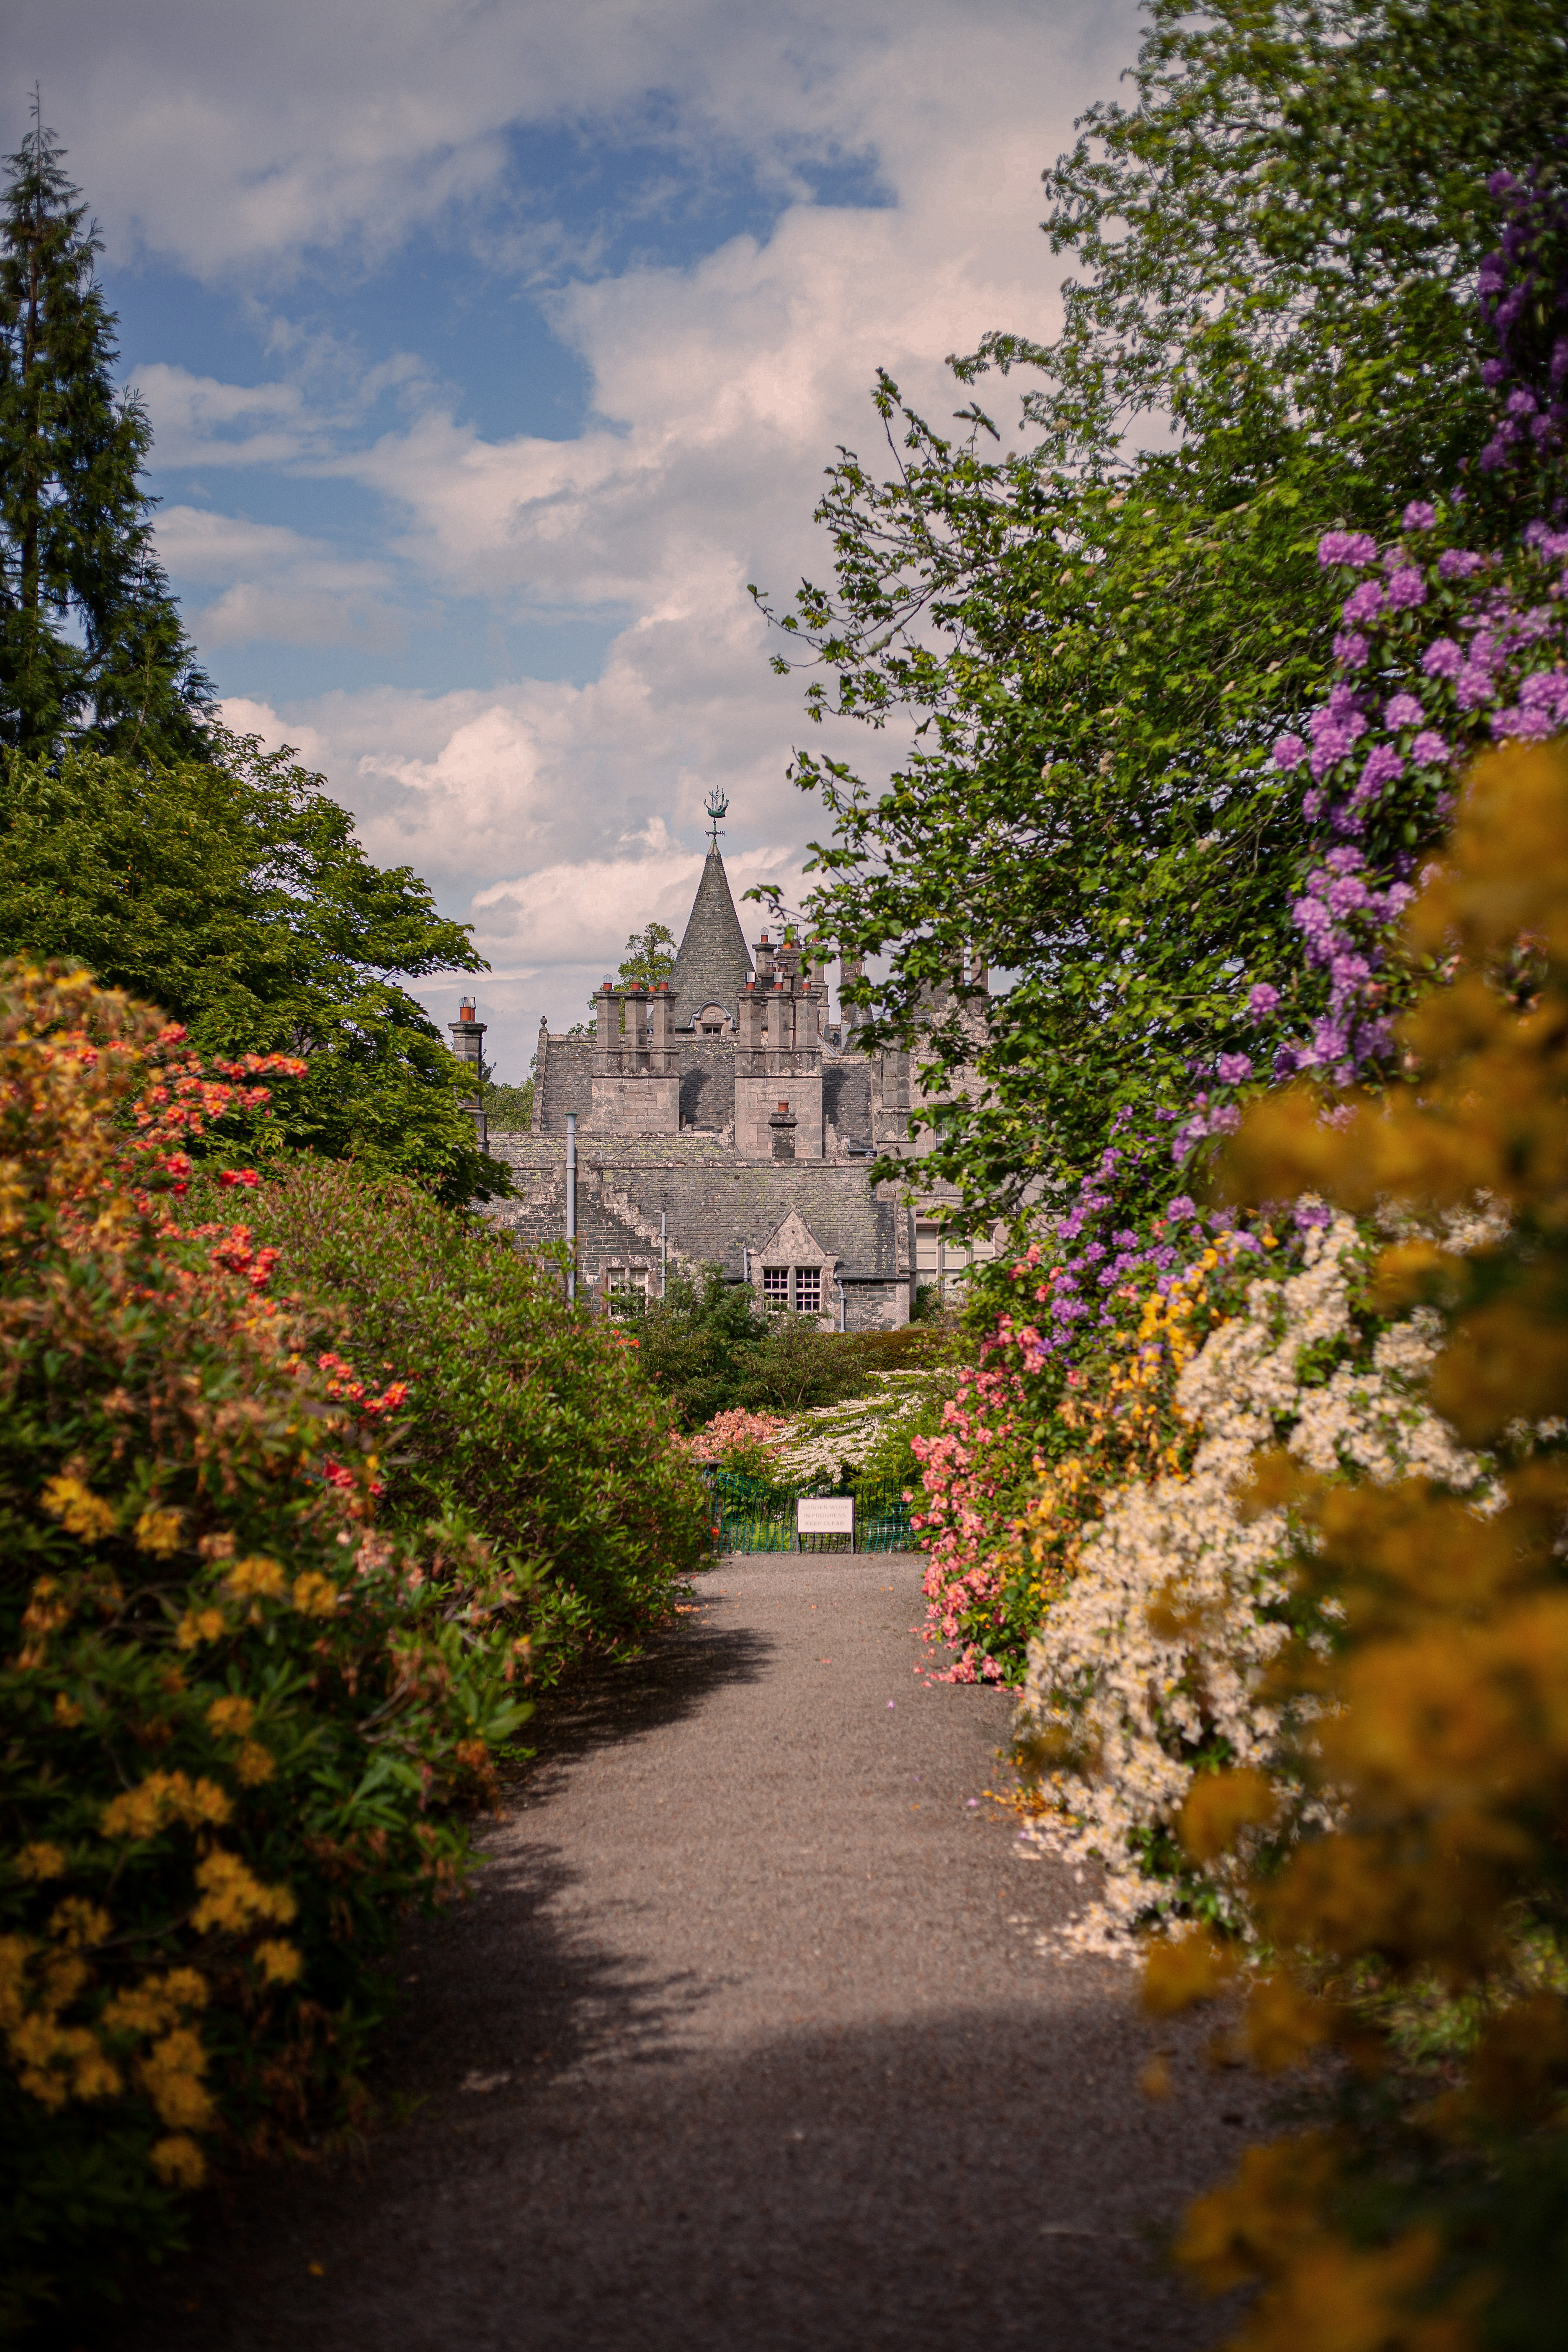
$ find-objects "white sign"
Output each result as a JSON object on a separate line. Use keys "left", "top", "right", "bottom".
{"left": 796, "top": 1496, "right": 855, "bottom": 1537}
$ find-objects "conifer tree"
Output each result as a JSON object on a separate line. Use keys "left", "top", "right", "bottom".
{"left": 0, "top": 100, "right": 209, "bottom": 758}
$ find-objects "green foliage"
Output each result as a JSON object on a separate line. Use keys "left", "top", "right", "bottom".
{"left": 0, "top": 112, "right": 209, "bottom": 760}
{"left": 758, "top": 0, "right": 1568, "bottom": 1231}
{"left": 617, "top": 921, "right": 676, "bottom": 989}
{"left": 0, "top": 963, "right": 533, "bottom": 2335}
{"left": 636, "top": 1267, "right": 956, "bottom": 1428}
{"left": 482, "top": 1074, "right": 534, "bottom": 1129}
{"left": 193, "top": 1160, "right": 711, "bottom": 1675}
{"left": 0, "top": 734, "right": 508, "bottom": 1205}
{"left": 633, "top": 1268, "right": 777, "bottom": 1427}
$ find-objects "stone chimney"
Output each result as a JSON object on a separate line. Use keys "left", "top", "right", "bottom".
{"left": 448, "top": 996, "right": 487, "bottom": 1150}
{"left": 769, "top": 1098, "right": 797, "bottom": 1162}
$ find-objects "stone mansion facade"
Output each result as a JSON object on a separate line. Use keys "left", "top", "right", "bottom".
{"left": 472, "top": 843, "right": 988, "bottom": 1326}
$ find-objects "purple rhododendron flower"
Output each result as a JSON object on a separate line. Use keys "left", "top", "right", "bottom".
{"left": 1332, "top": 629, "right": 1369, "bottom": 668}
{"left": 1402, "top": 500, "right": 1437, "bottom": 531}
{"left": 1456, "top": 664, "right": 1498, "bottom": 712}
{"left": 1438, "top": 549, "right": 1483, "bottom": 581}
{"left": 1247, "top": 982, "right": 1280, "bottom": 1016}
{"left": 1423, "top": 637, "right": 1464, "bottom": 678}
{"left": 1215, "top": 1052, "right": 1253, "bottom": 1084}
{"left": 1271, "top": 732, "right": 1308, "bottom": 771}
{"left": 1353, "top": 744, "right": 1406, "bottom": 804}
{"left": 1386, "top": 568, "right": 1426, "bottom": 610}
{"left": 1318, "top": 530, "right": 1379, "bottom": 568}
{"left": 1342, "top": 580, "right": 1387, "bottom": 625}
{"left": 1301, "top": 787, "right": 1325, "bottom": 821}
{"left": 1293, "top": 1198, "right": 1332, "bottom": 1231}
{"left": 1385, "top": 692, "right": 1425, "bottom": 729}
{"left": 1327, "top": 874, "right": 1371, "bottom": 916}
{"left": 1410, "top": 729, "right": 1451, "bottom": 767}
{"left": 1165, "top": 1195, "right": 1197, "bottom": 1221}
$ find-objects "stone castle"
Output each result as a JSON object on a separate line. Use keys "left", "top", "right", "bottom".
{"left": 469, "top": 838, "right": 985, "bottom": 1326}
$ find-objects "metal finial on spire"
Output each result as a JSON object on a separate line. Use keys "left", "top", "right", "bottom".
{"left": 704, "top": 785, "right": 729, "bottom": 849}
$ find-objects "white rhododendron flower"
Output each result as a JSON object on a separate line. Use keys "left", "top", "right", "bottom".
{"left": 1016, "top": 1215, "right": 1490, "bottom": 1953}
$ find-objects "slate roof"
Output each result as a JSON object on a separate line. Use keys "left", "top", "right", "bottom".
{"left": 594, "top": 1161, "right": 908, "bottom": 1282}
{"left": 668, "top": 849, "right": 753, "bottom": 1029}
{"left": 482, "top": 1135, "right": 908, "bottom": 1282}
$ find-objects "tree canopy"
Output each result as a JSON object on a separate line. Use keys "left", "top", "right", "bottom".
{"left": 0, "top": 731, "right": 508, "bottom": 1201}
{"left": 759, "top": 0, "right": 1568, "bottom": 1232}
{"left": 617, "top": 920, "right": 677, "bottom": 990}
{"left": 0, "top": 108, "right": 209, "bottom": 760}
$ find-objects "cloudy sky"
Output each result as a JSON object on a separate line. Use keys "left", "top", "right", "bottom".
{"left": 13, "top": 0, "right": 1139, "bottom": 1079}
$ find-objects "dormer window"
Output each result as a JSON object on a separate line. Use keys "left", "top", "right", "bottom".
{"left": 699, "top": 1003, "right": 728, "bottom": 1034}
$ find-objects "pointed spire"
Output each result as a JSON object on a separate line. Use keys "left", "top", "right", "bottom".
{"left": 669, "top": 844, "right": 752, "bottom": 1031}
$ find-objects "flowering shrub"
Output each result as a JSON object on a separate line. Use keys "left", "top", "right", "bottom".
{"left": 1150, "top": 738, "right": 1568, "bottom": 2351}
{"left": 910, "top": 1362, "right": 1038, "bottom": 1681}
{"left": 184, "top": 1157, "right": 712, "bottom": 1682}
{"left": 1015, "top": 1215, "right": 1488, "bottom": 1950}
{"left": 672, "top": 1408, "right": 791, "bottom": 1475}
{"left": 0, "top": 963, "right": 536, "bottom": 2331}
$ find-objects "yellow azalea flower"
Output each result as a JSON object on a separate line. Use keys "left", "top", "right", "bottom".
{"left": 204, "top": 1694, "right": 255, "bottom": 1738}
{"left": 175, "top": 1606, "right": 227, "bottom": 1650}
{"left": 133, "top": 1506, "right": 183, "bottom": 1555}
{"left": 254, "top": 1939, "right": 304, "bottom": 1985}
{"left": 14, "top": 1843, "right": 67, "bottom": 1881}
{"left": 189, "top": 1849, "right": 296, "bottom": 1934}
{"left": 138, "top": 2027, "right": 213, "bottom": 2130}
{"left": 40, "top": 1473, "right": 117, "bottom": 1542}
{"left": 224, "top": 1554, "right": 286, "bottom": 1599}
{"left": 52, "top": 1692, "right": 84, "bottom": 1726}
{"left": 290, "top": 1570, "right": 339, "bottom": 1617}
{"left": 149, "top": 2134, "right": 206, "bottom": 2189}
{"left": 46, "top": 1899, "right": 112, "bottom": 1951}
{"left": 100, "top": 1770, "right": 232, "bottom": 1841}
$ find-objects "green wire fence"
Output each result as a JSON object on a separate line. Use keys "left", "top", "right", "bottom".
{"left": 699, "top": 1466, "right": 916, "bottom": 1555}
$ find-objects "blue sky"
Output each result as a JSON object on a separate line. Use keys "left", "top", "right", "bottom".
{"left": 11, "top": 0, "right": 1136, "bottom": 1079}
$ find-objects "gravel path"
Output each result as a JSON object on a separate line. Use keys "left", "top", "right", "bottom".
{"left": 120, "top": 1550, "right": 1263, "bottom": 2352}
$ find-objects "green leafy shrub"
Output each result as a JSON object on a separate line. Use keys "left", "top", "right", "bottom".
{"left": 635, "top": 1267, "right": 958, "bottom": 1428}
{"left": 0, "top": 962, "right": 534, "bottom": 2336}
{"left": 186, "top": 1158, "right": 711, "bottom": 1676}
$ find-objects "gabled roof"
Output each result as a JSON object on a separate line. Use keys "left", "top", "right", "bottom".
{"left": 668, "top": 848, "right": 752, "bottom": 1030}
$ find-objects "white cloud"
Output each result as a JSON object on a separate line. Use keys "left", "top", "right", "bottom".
{"left": 24, "top": 0, "right": 1141, "bottom": 1078}
{"left": 15, "top": 2, "right": 1120, "bottom": 279}
{"left": 132, "top": 363, "right": 309, "bottom": 465}
{"left": 158, "top": 508, "right": 404, "bottom": 649}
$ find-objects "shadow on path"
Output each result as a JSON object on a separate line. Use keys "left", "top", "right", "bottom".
{"left": 106, "top": 1569, "right": 1259, "bottom": 2352}
{"left": 118, "top": 1999, "right": 1243, "bottom": 2352}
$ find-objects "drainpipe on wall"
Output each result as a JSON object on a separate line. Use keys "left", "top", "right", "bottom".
{"left": 565, "top": 1112, "right": 577, "bottom": 1304}
{"left": 742, "top": 1244, "right": 749, "bottom": 1287}
{"left": 660, "top": 1211, "right": 667, "bottom": 1299}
